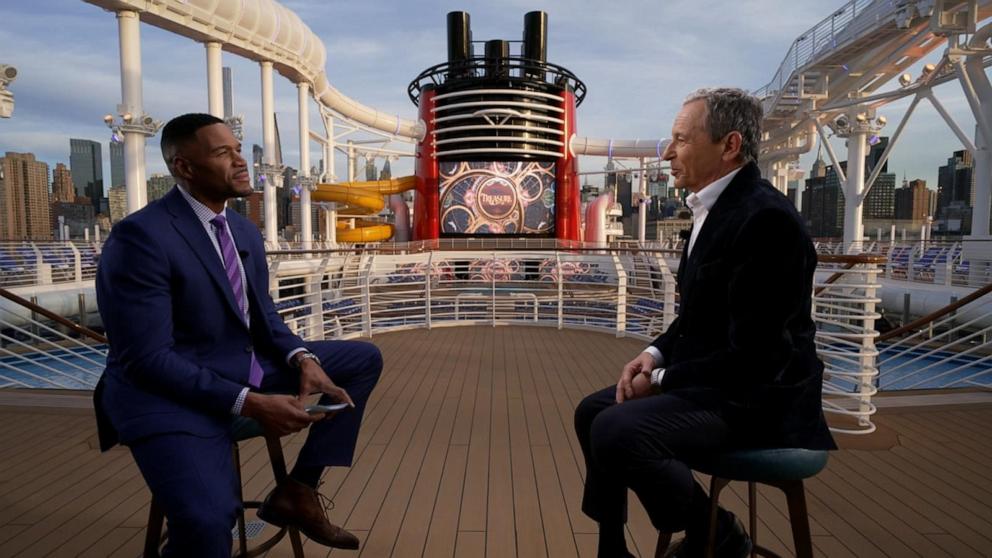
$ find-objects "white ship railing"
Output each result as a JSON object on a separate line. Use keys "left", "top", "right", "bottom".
{"left": 813, "top": 255, "right": 884, "bottom": 435}
{"left": 876, "top": 283, "right": 992, "bottom": 391}
{"left": 0, "top": 246, "right": 884, "bottom": 434}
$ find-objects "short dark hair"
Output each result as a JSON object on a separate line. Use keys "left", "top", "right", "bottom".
{"left": 684, "top": 88, "right": 763, "bottom": 164}
{"left": 160, "top": 113, "right": 225, "bottom": 174}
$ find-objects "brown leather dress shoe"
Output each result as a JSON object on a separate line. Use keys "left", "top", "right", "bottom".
{"left": 258, "top": 478, "right": 360, "bottom": 550}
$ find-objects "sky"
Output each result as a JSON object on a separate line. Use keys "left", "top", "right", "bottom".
{"left": 0, "top": 0, "right": 983, "bottom": 193}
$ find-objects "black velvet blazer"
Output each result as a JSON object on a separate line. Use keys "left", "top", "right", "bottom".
{"left": 651, "top": 162, "right": 836, "bottom": 451}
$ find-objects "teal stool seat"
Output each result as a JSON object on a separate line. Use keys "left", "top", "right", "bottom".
{"left": 143, "top": 417, "right": 305, "bottom": 558}
{"left": 655, "top": 448, "right": 829, "bottom": 558}
{"left": 689, "top": 448, "right": 829, "bottom": 483}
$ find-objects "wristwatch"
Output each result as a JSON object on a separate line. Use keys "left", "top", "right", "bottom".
{"left": 292, "top": 351, "right": 321, "bottom": 369}
{"left": 649, "top": 367, "right": 666, "bottom": 394}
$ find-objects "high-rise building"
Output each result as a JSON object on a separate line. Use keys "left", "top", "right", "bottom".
{"left": 52, "top": 162, "right": 74, "bottom": 203}
{"left": 70, "top": 138, "right": 103, "bottom": 214}
{"left": 894, "top": 178, "right": 931, "bottom": 221}
{"left": 864, "top": 137, "right": 896, "bottom": 220}
{"left": 109, "top": 141, "right": 125, "bottom": 189}
{"left": 802, "top": 157, "right": 843, "bottom": 237}
{"left": 252, "top": 144, "right": 264, "bottom": 188}
{"left": 935, "top": 150, "right": 975, "bottom": 235}
{"left": 0, "top": 152, "right": 52, "bottom": 239}
{"left": 605, "top": 160, "right": 635, "bottom": 237}
{"left": 364, "top": 158, "right": 377, "bottom": 181}
{"left": 222, "top": 66, "right": 234, "bottom": 119}
{"left": 108, "top": 185, "right": 127, "bottom": 224}
{"left": 244, "top": 191, "right": 264, "bottom": 229}
{"left": 147, "top": 173, "right": 173, "bottom": 202}
{"left": 379, "top": 159, "right": 392, "bottom": 180}
{"left": 278, "top": 165, "right": 298, "bottom": 230}
{"left": 51, "top": 201, "right": 95, "bottom": 239}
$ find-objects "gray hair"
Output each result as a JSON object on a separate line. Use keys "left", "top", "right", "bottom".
{"left": 684, "top": 88, "right": 763, "bottom": 164}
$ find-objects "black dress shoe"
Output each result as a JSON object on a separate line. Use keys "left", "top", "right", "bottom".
{"left": 666, "top": 513, "right": 752, "bottom": 558}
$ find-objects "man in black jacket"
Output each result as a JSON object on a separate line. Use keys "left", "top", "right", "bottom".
{"left": 574, "top": 88, "right": 835, "bottom": 558}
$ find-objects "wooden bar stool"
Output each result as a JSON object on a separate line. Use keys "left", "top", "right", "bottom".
{"left": 143, "top": 417, "right": 305, "bottom": 558}
{"left": 656, "top": 448, "right": 829, "bottom": 558}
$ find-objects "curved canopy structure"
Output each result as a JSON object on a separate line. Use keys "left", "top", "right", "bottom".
{"left": 83, "top": 0, "right": 666, "bottom": 157}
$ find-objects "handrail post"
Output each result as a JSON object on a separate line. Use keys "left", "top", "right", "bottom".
{"left": 491, "top": 251, "right": 497, "bottom": 326}
{"left": 556, "top": 252, "right": 563, "bottom": 329}
{"left": 656, "top": 253, "right": 677, "bottom": 332}
{"left": 362, "top": 253, "right": 373, "bottom": 337}
{"left": 425, "top": 252, "right": 433, "bottom": 329}
{"left": 68, "top": 243, "right": 82, "bottom": 283}
{"left": 613, "top": 254, "right": 627, "bottom": 337}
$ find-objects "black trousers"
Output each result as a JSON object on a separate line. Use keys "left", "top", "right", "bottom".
{"left": 574, "top": 386, "right": 731, "bottom": 533}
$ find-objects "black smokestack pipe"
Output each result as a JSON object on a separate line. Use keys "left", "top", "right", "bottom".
{"left": 447, "top": 11, "right": 472, "bottom": 65}
{"left": 522, "top": 11, "right": 548, "bottom": 64}
{"left": 485, "top": 39, "right": 510, "bottom": 78}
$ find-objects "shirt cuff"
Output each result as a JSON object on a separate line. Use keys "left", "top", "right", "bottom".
{"left": 232, "top": 387, "right": 250, "bottom": 416}
{"left": 286, "top": 347, "right": 308, "bottom": 366}
{"left": 642, "top": 346, "right": 663, "bottom": 367}
{"left": 650, "top": 367, "right": 666, "bottom": 390}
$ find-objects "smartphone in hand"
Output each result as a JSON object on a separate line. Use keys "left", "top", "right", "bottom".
{"left": 305, "top": 402, "right": 350, "bottom": 415}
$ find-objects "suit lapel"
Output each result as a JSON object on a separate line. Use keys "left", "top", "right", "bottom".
{"left": 684, "top": 163, "right": 758, "bottom": 267}
{"left": 164, "top": 189, "right": 247, "bottom": 325}
{"left": 677, "top": 162, "right": 760, "bottom": 294}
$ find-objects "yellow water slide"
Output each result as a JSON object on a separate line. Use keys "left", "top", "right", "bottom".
{"left": 312, "top": 176, "right": 417, "bottom": 242}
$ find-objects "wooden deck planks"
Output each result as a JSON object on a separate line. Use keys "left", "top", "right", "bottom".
{"left": 0, "top": 327, "right": 990, "bottom": 557}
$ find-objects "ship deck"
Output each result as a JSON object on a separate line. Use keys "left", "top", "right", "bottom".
{"left": 0, "top": 326, "right": 990, "bottom": 557}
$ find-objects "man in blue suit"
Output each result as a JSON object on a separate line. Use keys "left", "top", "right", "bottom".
{"left": 95, "top": 113, "right": 382, "bottom": 556}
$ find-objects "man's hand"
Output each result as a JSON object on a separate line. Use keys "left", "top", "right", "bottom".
{"left": 242, "top": 392, "right": 318, "bottom": 436}
{"left": 298, "top": 359, "right": 355, "bottom": 408}
{"left": 616, "top": 352, "right": 656, "bottom": 403}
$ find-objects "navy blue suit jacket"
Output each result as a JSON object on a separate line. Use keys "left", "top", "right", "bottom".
{"left": 650, "top": 162, "right": 836, "bottom": 451}
{"left": 94, "top": 187, "right": 304, "bottom": 451}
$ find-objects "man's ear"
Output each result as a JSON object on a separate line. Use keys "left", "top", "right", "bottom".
{"left": 722, "top": 131, "right": 743, "bottom": 162}
{"left": 172, "top": 156, "right": 194, "bottom": 182}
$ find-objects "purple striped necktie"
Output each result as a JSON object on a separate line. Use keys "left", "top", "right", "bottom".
{"left": 210, "top": 214, "right": 264, "bottom": 388}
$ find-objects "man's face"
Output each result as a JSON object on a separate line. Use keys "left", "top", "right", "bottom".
{"left": 662, "top": 100, "right": 728, "bottom": 192}
{"left": 173, "top": 123, "right": 251, "bottom": 201}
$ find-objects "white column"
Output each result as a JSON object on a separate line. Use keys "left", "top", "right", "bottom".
{"left": 963, "top": 57, "right": 992, "bottom": 236}
{"left": 117, "top": 10, "right": 147, "bottom": 215}
{"left": 205, "top": 42, "right": 223, "bottom": 118}
{"left": 775, "top": 163, "right": 789, "bottom": 195}
{"left": 323, "top": 113, "right": 337, "bottom": 246}
{"left": 260, "top": 61, "right": 277, "bottom": 244}
{"left": 637, "top": 157, "right": 647, "bottom": 242}
{"left": 973, "top": 125, "right": 992, "bottom": 237}
{"left": 298, "top": 82, "right": 312, "bottom": 249}
{"left": 347, "top": 140, "right": 356, "bottom": 182}
{"left": 844, "top": 129, "right": 868, "bottom": 253}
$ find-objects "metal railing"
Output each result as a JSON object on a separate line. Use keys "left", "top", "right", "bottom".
{"left": 268, "top": 248, "right": 881, "bottom": 434}
{"left": 0, "top": 287, "right": 106, "bottom": 390}
{"left": 876, "top": 282, "right": 992, "bottom": 390}
{"left": 813, "top": 255, "right": 884, "bottom": 434}
{"left": 814, "top": 239, "right": 992, "bottom": 288}
{"left": 0, "top": 240, "right": 101, "bottom": 287}
{"left": 0, "top": 246, "right": 885, "bottom": 436}
{"left": 754, "top": 0, "right": 889, "bottom": 104}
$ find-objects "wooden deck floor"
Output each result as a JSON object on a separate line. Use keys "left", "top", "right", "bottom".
{"left": 1, "top": 326, "right": 991, "bottom": 557}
